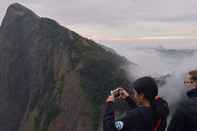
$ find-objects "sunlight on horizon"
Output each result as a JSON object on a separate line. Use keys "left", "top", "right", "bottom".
{"left": 66, "top": 22, "right": 197, "bottom": 45}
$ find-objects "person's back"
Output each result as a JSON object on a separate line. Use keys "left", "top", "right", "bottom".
{"left": 104, "top": 97, "right": 155, "bottom": 131}
{"left": 103, "top": 77, "right": 169, "bottom": 131}
{"left": 103, "top": 95, "right": 168, "bottom": 131}
{"left": 168, "top": 70, "right": 197, "bottom": 131}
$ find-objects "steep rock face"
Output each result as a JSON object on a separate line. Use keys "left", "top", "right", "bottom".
{"left": 0, "top": 3, "right": 131, "bottom": 131}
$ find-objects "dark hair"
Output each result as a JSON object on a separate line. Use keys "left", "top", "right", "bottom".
{"left": 132, "top": 76, "right": 169, "bottom": 131}
{"left": 133, "top": 76, "right": 158, "bottom": 103}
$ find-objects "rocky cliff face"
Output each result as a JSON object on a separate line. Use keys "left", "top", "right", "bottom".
{"left": 0, "top": 3, "right": 131, "bottom": 131}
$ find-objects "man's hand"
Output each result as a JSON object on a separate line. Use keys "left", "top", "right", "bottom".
{"left": 106, "top": 95, "right": 115, "bottom": 103}
{"left": 106, "top": 87, "right": 130, "bottom": 103}
{"left": 119, "top": 88, "right": 129, "bottom": 99}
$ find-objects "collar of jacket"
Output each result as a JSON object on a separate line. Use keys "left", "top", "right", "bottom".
{"left": 187, "top": 88, "right": 197, "bottom": 98}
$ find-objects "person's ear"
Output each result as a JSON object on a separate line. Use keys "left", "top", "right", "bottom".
{"left": 138, "top": 93, "right": 145, "bottom": 100}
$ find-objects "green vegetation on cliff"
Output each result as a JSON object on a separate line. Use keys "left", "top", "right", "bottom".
{"left": 70, "top": 35, "right": 129, "bottom": 130}
{"left": 0, "top": 3, "right": 132, "bottom": 131}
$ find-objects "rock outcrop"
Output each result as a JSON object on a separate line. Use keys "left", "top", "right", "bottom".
{"left": 0, "top": 3, "right": 132, "bottom": 131}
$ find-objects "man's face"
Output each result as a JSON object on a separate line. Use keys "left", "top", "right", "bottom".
{"left": 184, "top": 74, "right": 196, "bottom": 90}
{"left": 132, "top": 89, "right": 144, "bottom": 105}
{"left": 136, "top": 94, "right": 145, "bottom": 105}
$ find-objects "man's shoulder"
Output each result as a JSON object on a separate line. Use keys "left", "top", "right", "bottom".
{"left": 126, "top": 107, "right": 153, "bottom": 120}
{"left": 126, "top": 108, "right": 141, "bottom": 116}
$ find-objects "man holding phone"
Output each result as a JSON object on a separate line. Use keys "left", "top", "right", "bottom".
{"left": 103, "top": 77, "right": 169, "bottom": 131}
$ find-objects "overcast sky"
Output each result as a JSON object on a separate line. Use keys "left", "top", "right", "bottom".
{"left": 0, "top": 0, "right": 197, "bottom": 44}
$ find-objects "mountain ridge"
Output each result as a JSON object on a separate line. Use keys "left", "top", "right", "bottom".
{"left": 0, "top": 3, "right": 132, "bottom": 131}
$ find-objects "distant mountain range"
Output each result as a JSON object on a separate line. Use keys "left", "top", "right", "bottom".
{"left": 155, "top": 46, "right": 197, "bottom": 58}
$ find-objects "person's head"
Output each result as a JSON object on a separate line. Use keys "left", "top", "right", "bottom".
{"left": 184, "top": 70, "right": 197, "bottom": 90}
{"left": 125, "top": 76, "right": 169, "bottom": 125}
{"left": 132, "top": 76, "right": 169, "bottom": 127}
{"left": 132, "top": 76, "right": 158, "bottom": 106}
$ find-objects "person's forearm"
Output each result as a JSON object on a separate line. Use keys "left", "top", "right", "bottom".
{"left": 103, "top": 102, "right": 116, "bottom": 131}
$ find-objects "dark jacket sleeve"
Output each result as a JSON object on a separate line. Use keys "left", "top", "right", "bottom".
{"left": 167, "top": 106, "right": 185, "bottom": 131}
{"left": 103, "top": 102, "right": 116, "bottom": 131}
{"left": 103, "top": 102, "right": 139, "bottom": 131}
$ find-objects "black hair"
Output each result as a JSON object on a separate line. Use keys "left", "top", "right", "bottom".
{"left": 133, "top": 76, "right": 158, "bottom": 103}
{"left": 132, "top": 76, "right": 169, "bottom": 131}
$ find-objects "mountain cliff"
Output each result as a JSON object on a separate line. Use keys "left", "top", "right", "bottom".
{"left": 0, "top": 3, "right": 132, "bottom": 131}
